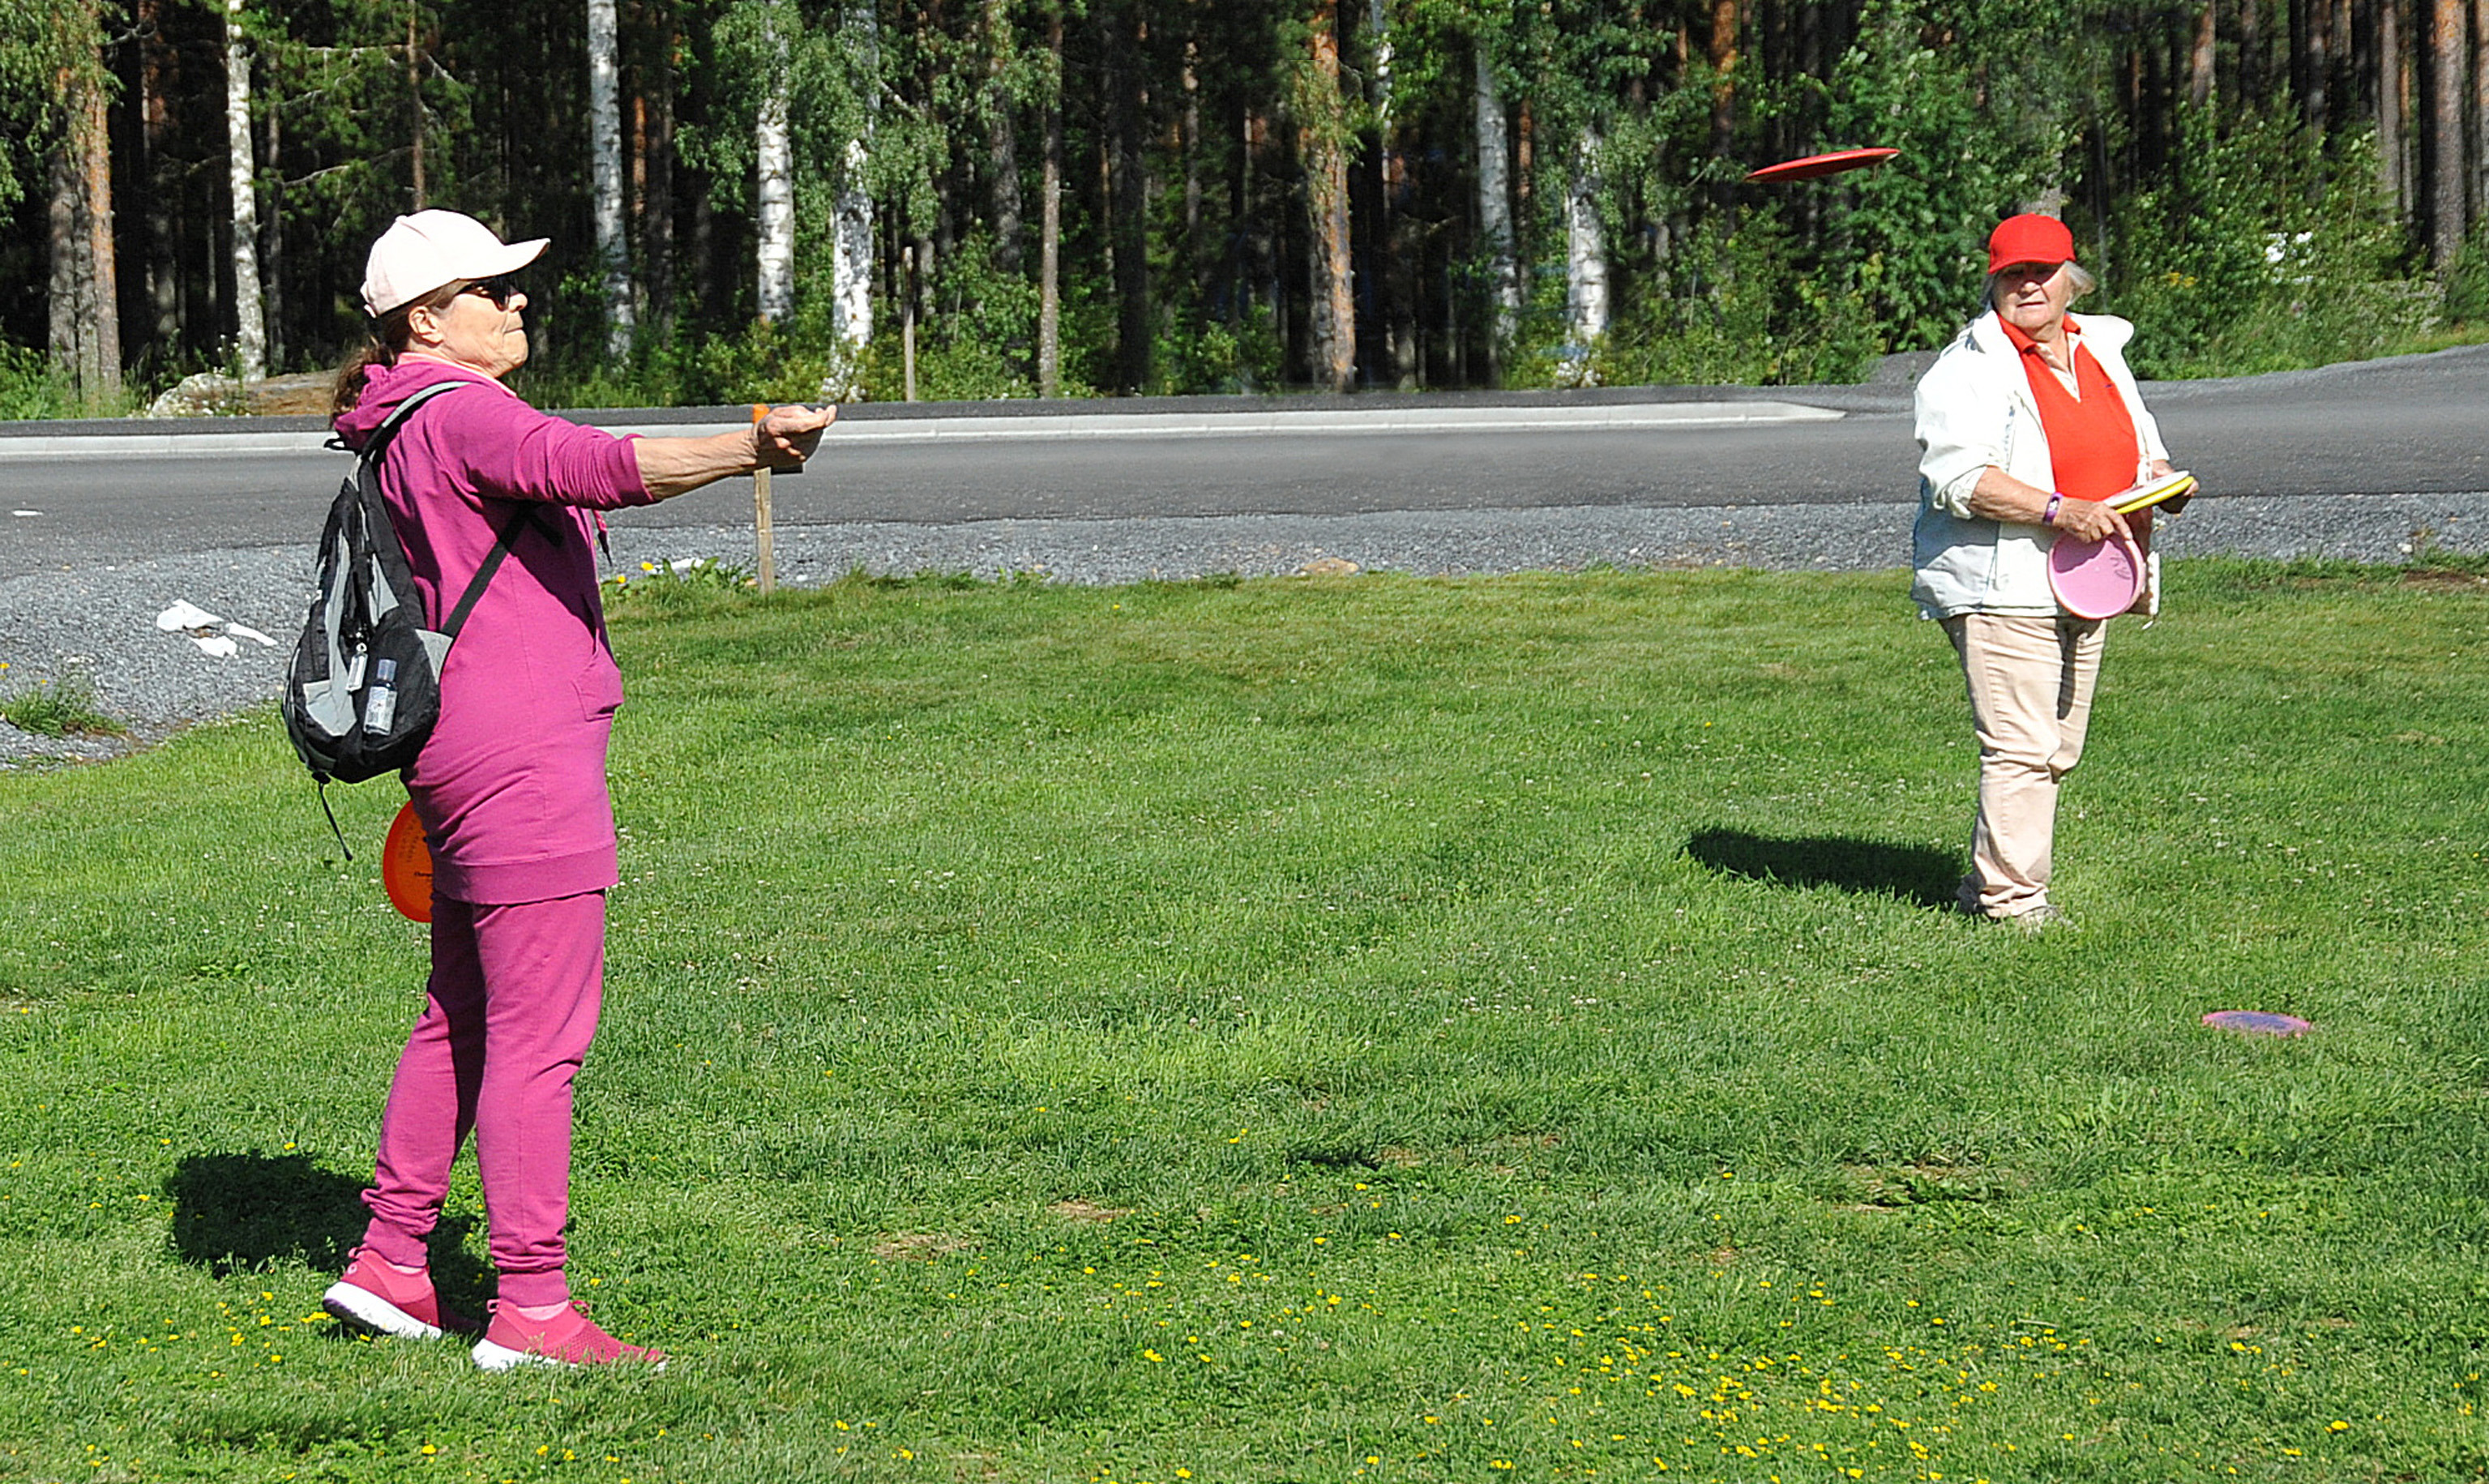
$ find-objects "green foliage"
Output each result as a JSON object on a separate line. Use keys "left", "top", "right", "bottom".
{"left": 1825, "top": 0, "right": 2076, "bottom": 350}
{"left": 1595, "top": 214, "right": 1882, "bottom": 387}
{"left": 2099, "top": 116, "right": 2431, "bottom": 378}
{"left": 0, "top": 669, "right": 124, "bottom": 738}
{"left": 0, "top": 341, "right": 91, "bottom": 421}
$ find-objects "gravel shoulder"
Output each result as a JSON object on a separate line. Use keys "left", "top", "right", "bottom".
{"left": 4, "top": 492, "right": 2483, "bottom": 768}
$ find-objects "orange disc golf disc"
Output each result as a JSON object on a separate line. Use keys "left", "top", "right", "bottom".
{"left": 1743, "top": 146, "right": 1900, "bottom": 183}
{"left": 382, "top": 801, "right": 435, "bottom": 924}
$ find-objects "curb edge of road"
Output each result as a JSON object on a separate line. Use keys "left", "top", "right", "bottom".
{"left": 0, "top": 400, "right": 1848, "bottom": 460}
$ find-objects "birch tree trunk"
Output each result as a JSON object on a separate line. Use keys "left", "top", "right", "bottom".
{"left": 1561, "top": 124, "right": 1609, "bottom": 385}
{"left": 225, "top": 0, "right": 266, "bottom": 379}
{"left": 1302, "top": 2, "right": 1354, "bottom": 393}
{"left": 1037, "top": 3, "right": 1063, "bottom": 395}
{"left": 832, "top": 2, "right": 879, "bottom": 354}
{"left": 588, "top": 0, "right": 634, "bottom": 355}
{"left": 755, "top": 11, "right": 793, "bottom": 324}
{"left": 1473, "top": 45, "right": 1520, "bottom": 370}
{"left": 47, "top": 45, "right": 122, "bottom": 404}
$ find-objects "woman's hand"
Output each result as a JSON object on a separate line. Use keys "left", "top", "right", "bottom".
{"left": 2051, "top": 496, "right": 2130, "bottom": 544}
{"left": 754, "top": 404, "right": 833, "bottom": 468}
{"left": 636, "top": 404, "right": 838, "bottom": 501}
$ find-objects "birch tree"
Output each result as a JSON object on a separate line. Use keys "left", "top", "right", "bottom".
{"left": 1559, "top": 123, "right": 1608, "bottom": 383}
{"left": 1473, "top": 41, "right": 1520, "bottom": 366}
{"left": 832, "top": 0, "right": 879, "bottom": 355}
{"left": 588, "top": 0, "right": 634, "bottom": 353}
{"left": 755, "top": 5, "right": 793, "bottom": 323}
{"left": 225, "top": 0, "right": 267, "bottom": 379}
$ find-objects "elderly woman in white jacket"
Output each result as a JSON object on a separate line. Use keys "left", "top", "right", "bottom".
{"left": 1913, "top": 214, "right": 2177, "bottom": 930}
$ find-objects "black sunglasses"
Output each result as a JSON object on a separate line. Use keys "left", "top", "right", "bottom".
{"left": 459, "top": 276, "right": 523, "bottom": 308}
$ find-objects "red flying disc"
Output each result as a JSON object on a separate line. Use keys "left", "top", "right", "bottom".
{"left": 1744, "top": 147, "right": 1900, "bottom": 183}
{"left": 2047, "top": 527, "right": 2146, "bottom": 619}
{"left": 382, "top": 800, "right": 434, "bottom": 924}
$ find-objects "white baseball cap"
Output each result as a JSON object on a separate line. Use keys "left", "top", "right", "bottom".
{"left": 360, "top": 209, "right": 550, "bottom": 317}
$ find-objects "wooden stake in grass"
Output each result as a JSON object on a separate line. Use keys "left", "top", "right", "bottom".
{"left": 750, "top": 403, "right": 776, "bottom": 596}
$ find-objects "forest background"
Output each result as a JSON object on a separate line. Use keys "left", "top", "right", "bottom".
{"left": 9, "top": 0, "right": 2489, "bottom": 417}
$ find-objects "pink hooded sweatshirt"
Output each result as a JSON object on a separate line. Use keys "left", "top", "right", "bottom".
{"left": 332, "top": 360, "right": 656, "bottom": 905}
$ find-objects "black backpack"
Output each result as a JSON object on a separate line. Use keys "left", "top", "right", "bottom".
{"left": 283, "top": 381, "right": 536, "bottom": 803}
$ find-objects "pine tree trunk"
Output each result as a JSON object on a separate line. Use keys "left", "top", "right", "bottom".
{"left": 1303, "top": 2, "right": 1354, "bottom": 394}
{"left": 2383, "top": 0, "right": 2408, "bottom": 213}
{"left": 2473, "top": 0, "right": 2489, "bottom": 226}
{"left": 1562, "top": 125, "right": 1609, "bottom": 383}
{"left": 263, "top": 105, "right": 284, "bottom": 369}
{"left": 1710, "top": 0, "right": 1740, "bottom": 157}
{"left": 138, "top": 0, "right": 180, "bottom": 347}
{"left": 2306, "top": 0, "right": 2332, "bottom": 135}
{"left": 1106, "top": 4, "right": 1151, "bottom": 394}
{"left": 1473, "top": 44, "right": 1520, "bottom": 373}
{"left": 755, "top": 11, "right": 794, "bottom": 323}
{"left": 47, "top": 46, "right": 122, "bottom": 404}
{"left": 988, "top": 0, "right": 1024, "bottom": 276}
{"left": 2430, "top": 0, "right": 2469, "bottom": 263}
{"left": 642, "top": 25, "right": 677, "bottom": 334}
{"left": 2192, "top": 1, "right": 2218, "bottom": 108}
{"left": 408, "top": 1, "right": 426, "bottom": 207}
{"left": 1038, "top": 3, "right": 1064, "bottom": 396}
{"left": 225, "top": 0, "right": 267, "bottom": 380}
{"left": 588, "top": 0, "right": 634, "bottom": 355}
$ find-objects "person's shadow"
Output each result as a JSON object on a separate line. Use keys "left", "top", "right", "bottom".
{"left": 165, "top": 1151, "right": 490, "bottom": 1319}
{"left": 1683, "top": 827, "right": 1961, "bottom": 909}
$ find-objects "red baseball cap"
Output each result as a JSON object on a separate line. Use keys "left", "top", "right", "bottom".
{"left": 1986, "top": 213, "right": 2075, "bottom": 274}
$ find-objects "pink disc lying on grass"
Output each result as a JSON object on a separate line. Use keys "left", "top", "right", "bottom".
{"left": 2202, "top": 1010, "right": 2313, "bottom": 1037}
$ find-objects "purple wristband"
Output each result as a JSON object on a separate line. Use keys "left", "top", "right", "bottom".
{"left": 2042, "top": 492, "right": 2063, "bottom": 526}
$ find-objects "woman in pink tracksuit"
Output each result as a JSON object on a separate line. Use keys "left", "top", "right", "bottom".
{"left": 318, "top": 210, "right": 831, "bottom": 1369}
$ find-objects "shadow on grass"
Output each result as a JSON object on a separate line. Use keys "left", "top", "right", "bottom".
{"left": 165, "top": 1151, "right": 490, "bottom": 1317}
{"left": 1684, "top": 827, "right": 1961, "bottom": 909}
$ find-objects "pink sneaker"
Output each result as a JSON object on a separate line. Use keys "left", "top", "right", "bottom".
{"left": 471, "top": 1301, "right": 667, "bottom": 1371}
{"left": 321, "top": 1248, "right": 480, "bottom": 1340}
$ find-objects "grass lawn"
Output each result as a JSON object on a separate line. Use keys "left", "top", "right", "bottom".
{"left": 2, "top": 559, "right": 2486, "bottom": 1483}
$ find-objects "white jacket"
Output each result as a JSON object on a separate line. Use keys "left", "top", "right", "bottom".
{"left": 1910, "top": 310, "right": 2169, "bottom": 618}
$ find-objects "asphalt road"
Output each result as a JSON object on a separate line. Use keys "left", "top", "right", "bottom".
{"left": 2, "top": 343, "right": 2485, "bottom": 581}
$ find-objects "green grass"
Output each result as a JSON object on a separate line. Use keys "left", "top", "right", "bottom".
{"left": 2, "top": 562, "right": 2487, "bottom": 1483}
{"left": 0, "top": 671, "right": 126, "bottom": 739}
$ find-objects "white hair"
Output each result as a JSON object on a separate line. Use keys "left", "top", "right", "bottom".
{"left": 1987, "top": 260, "right": 2097, "bottom": 309}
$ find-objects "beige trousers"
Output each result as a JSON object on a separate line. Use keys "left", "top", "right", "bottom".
{"left": 1943, "top": 612, "right": 2106, "bottom": 917}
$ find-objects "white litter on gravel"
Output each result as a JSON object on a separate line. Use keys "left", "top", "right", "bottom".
{"left": 156, "top": 599, "right": 223, "bottom": 631}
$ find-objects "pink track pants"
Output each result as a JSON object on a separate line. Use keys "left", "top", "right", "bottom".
{"left": 357, "top": 891, "right": 605, "bottom": 1309}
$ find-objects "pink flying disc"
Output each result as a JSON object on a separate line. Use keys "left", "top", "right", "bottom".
{"left": 1744, "top": 147, "right": 1900, "bottom": 183}
{"left": 2202, "top": 1010, "right": 2314, "bottom": 1037}
{"left": 2047, "top": 528, "right": 2145, "bottom": 619}
{"left": 382, "top": 800, "right": 434, "bottom": 924}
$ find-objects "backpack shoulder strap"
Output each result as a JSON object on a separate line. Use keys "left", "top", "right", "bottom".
{"left": 436, "top": 503, "right": 554, "bottom": 641}
{"left": 361, "top": 378, "right": 472, "bottom": 462}
{"left": 350, "top": 378, "right": 532, "bottom": 639}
